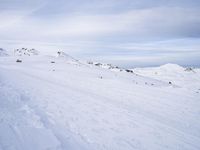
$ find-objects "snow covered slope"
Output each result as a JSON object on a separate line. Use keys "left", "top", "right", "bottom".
{"left": 134, "top": 63, "right": 200, "bottom": 92}
{"left": 0, "top": 55, "right": 200, "bottom": 150}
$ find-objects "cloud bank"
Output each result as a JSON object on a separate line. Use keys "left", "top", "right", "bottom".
{"left": 0, "top": 0, "right": 200, "bottom": 67}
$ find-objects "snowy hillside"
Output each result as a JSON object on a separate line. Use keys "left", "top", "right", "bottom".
{"left": 134, "top": 64, "right": 200, "bottom": 91}
{"left": 0, "top": 53, "right": 200, "bottom": 150}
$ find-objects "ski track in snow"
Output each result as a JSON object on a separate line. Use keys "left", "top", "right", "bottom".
{"left": 0, "top": 56, "right": 200, "bottom": 150}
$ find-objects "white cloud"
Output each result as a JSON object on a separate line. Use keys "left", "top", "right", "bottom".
{"left": 1, "top": 6, "right": 200, "bottom": 41}
{"left": 0, "top": 1, "right": 200, "bottom": 67}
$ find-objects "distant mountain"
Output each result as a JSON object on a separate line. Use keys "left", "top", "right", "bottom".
{"left": 134, "top": 63, "right": 199, "bottom": 89}
{"left": 159, "top": 63, "right": 184, "bottom": 72}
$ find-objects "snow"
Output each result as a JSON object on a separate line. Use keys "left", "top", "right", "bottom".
{"left": 134, "top": 63, "right": 200, "bottom": 90}
{"left": 0, "top": 54, "right": 200, "bottom": 150}
{"left": 0, "top": 48, "right": 9, "bottom": 57}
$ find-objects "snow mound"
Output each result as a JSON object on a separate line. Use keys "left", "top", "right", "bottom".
{"left": 14, "top": 48, "right": 39, "bottom": 56}
{"left": 160, "top": 63, "right": 183, "bottom": 69}
{"left": 159, "top": 63, "right": 184, "bottom": 71}
{"left": 0, "top": 48, "right": 9, "bottom": 56}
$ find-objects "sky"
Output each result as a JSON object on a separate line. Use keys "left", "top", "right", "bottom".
{"left": 0, "top": 0, "right": 200, "bottom": 67}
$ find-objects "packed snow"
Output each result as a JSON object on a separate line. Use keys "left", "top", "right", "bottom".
{"left": 0, "top": 50, "right": 200, "bottom": 150}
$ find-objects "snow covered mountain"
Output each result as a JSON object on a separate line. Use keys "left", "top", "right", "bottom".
{"left": 0, "top": 51, "right": 200, "bottom": 150}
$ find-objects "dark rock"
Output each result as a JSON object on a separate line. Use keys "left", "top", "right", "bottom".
{"left": 14, "top": 48, "right": 39, "bottom": 56}
{"left": 125, "top": 69, "right": 133, "bottom": 73}
{"left": 95, "top": 63, "right": 102, "bottom": 66}
{"left": 185, "top": 67, "right": 196, "bottom": 73}
{"left": 87, "top": 61, "right": 93, "bottom": 64}
{"left": 16, "top": 59, "right": 22, "bottom": 63}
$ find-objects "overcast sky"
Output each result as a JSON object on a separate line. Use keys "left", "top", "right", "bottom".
{"left": 0, "top": 0, "right": 200, "bottom": 67}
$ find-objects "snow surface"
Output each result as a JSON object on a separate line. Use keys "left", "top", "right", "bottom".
{"left": 0, "top": 54, "right": 200, "bottom": 150}
{"left": 0, "top": 48, "right": 8, "bottom": 57}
